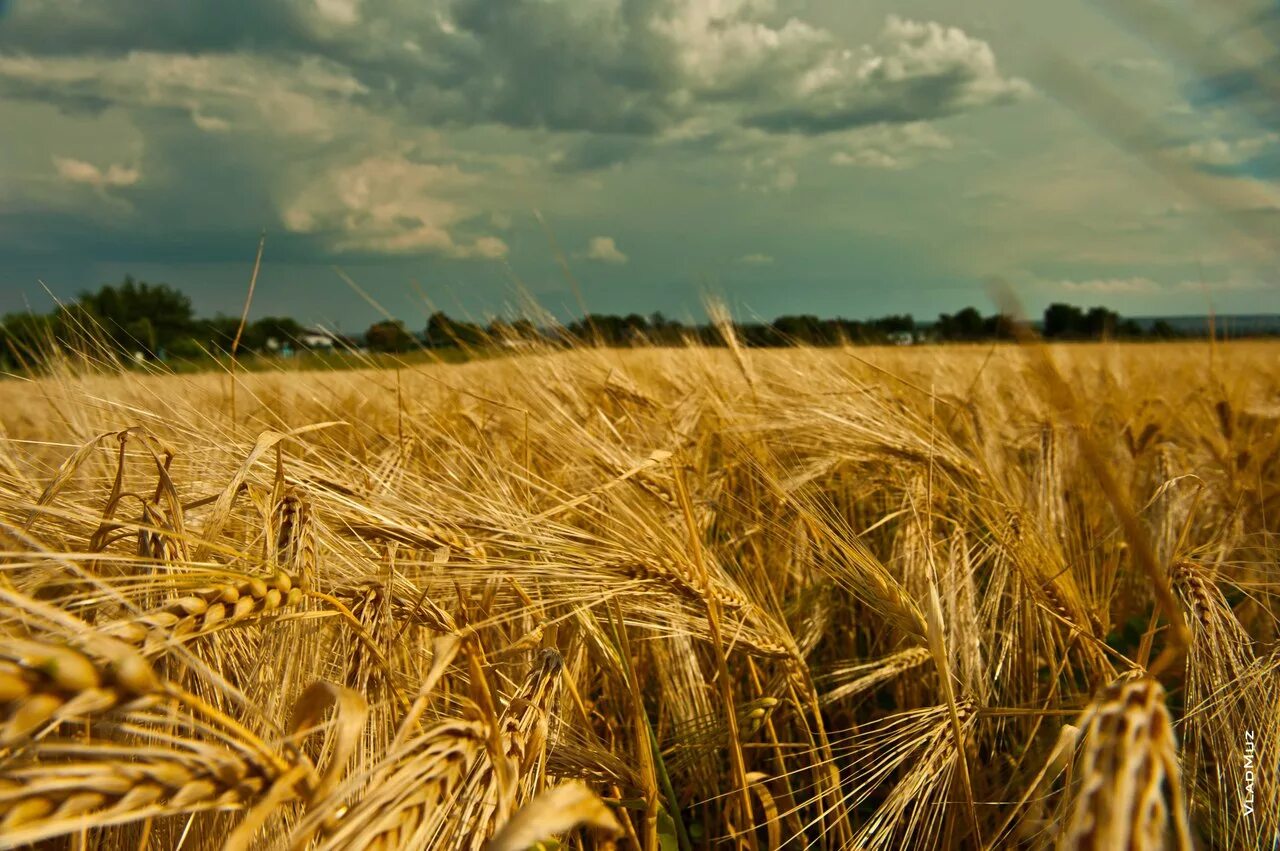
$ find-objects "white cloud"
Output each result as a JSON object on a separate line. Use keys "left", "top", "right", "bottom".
{"left": 740, "top": 15, "right": 1030, "bottom": 133}
{"left": 656, "top": 2, "right": 828, "bottom": 94}
{"left": 773, "top": 165, "right": 798, "bottom": 191}
{"left": 1172, "top": 133, "right": 1279, "bottom": 167}
{"left": 738, "top": 253, "right": 773, "bottom": 266}
{"left": 423, "top": 3, "right": 1029, "bottom": 138}
{"left": 282, "top": 154, "right": 507, "bottom": 258}
{"left": 1173, "top": 279, "right": 1263, "bottom": 293}
{"left": 832, "top": 149, "right": 900, "bottom": 169}
{"left": 652, "top": 7, "right": 1026, "bottom": 136}
{"left": 581, "top": 236, "right": 628, "bottom": 264}
{"left": 190, "top": 109, "right": 232, "bottom": 132}
{"left": 468, "top": 235, "right": 510, "bottom": 259}
{"left": 740, "top": 155, "right": 799, "bottom": 193}
{"left": 831, "top": 121, "right": 952, "bottom": 169}
{"left": 52, "top": 156, "right": 139, "bottom": 188}
{"left": 1048, "top": 277, "right": 1262, "bottom": 298}
{"left": 1058, "top": 277, "right": 1161, "bottom": 294}
{"left": 314, "top": 0, "right": 360, "bottom": 26}
{"left": 0, "top": 52, "right": 366, "bottom": 141}
{"left": 1103, "top": 57, "right": 1166, "bottom": 76}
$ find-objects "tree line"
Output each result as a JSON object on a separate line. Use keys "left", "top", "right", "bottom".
{"left": 307, "top": 304, "right": 1187, "bottom": 352}
{"left": 0, "top": 276, "right": 1200, "bottom": 366}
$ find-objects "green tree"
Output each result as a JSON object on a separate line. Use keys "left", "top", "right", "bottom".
{"left": 935, "top": 307, "right": 985, "bottom": 341}
{"left": 246, "top": 317, "right": 305, "bottom": 352}
{"left": 1043, "top": 303, "right": 1085, "bottom": 339}
{"left": 77, "top": 277, "right": 195, "bottom": 355}
{"left": 365, "top": 320, "right": 416, "bottom": 353}
{"left": 0, "top": 312, "right": 57, "bottom": 366}
{"left": 1083, "top": 306, "right": 1120, "bottom": 338}
{"left": 426, "top": 311, "right": 486, "bottom": 347}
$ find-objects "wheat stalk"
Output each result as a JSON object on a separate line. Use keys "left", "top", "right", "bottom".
{"left": 1057, "top": 677, "right": 1192, "bottom": 851}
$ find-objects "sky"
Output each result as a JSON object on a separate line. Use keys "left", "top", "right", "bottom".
{"left": 1, "top": 0, "right": 1278, "bottom": 330}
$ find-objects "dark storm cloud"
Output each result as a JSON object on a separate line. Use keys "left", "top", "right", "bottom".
{"left": 0, "top": 1, "right": 1027, "bottom": 137}
{"left": 0, "top": 0, "right": 1032, "bottom": 281}
{"left": 0, "top": 0, "right": 312, "bottom": 55}
{"left": 444, "top": 0, "right": 682, "bottom": 134}
{"left": 552, "top": 136, "right": 650, "bottom": 173}
{"left": 745, "top": 63, "right": 1025, "bottom": 134}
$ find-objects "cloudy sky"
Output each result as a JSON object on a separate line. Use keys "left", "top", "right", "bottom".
{"left": 1, "top": 0, "right": 1278, "bottom": 328}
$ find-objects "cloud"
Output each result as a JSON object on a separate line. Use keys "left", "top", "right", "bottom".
{"left": 740, "top": 156, "right": 799, "bottom": 193}
{"left": 1048, "top": 276, "right": 1264, "bottom": 297}
{"left": 0, "top": 37, "right": 540, "bottom": 266}
{"left": 831, "top": 149, "right": 899, "bottom": 169}
{"left": 52, "top": 156, "right": 140, "bottom": 188}
{"left": 190, "top": 109, "right": 232, "bottom": 132}
{"left": 282, "top": 154, "right": 507, "bottom": 258}
{"left": 741, "top": 16, "right": 1030, "bottom": 134}
{"left": 0, "top": 0, "right": 309, "bottom": 55}
{"left": 830, "top": 121, "right": 952, "bottom": 169}
{"left": 551, "top": 135, "right": 646, "bottom": 173}
{"left": 738, "top": 253, "right": 773, "bottom": 265}
{"left": 1100, "top": 57, "right": 1166, "bottom": 77}
{"left": 314, "top": 0, "right": 360, "bottom": 26}
{"left": 0, "top": 52, "right": 367, "bottom": 140}
{"left": 1058, "top": 277, "right": 1161, "bottom": 294}
{"left": 0, "top": 0, "right": 1036, "bottom": 285}
{"left": 441, "top": 0, "right": 680, "bottom": 135}
{"left": 1171, "top": 133, "right": 1279, "bottom": 167}
{"left": 580, "top": 236, "right": 628, "bottom": 264}
{"left": 1173, "top": 278, "right": 1263, "bottom": 293}
{"left": 0, "top": 4, "right": 1027, "bottom": 141}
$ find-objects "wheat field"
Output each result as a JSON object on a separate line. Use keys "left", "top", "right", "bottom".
{"left": 0, "top": 339, "right": 1276, "bottom": 849}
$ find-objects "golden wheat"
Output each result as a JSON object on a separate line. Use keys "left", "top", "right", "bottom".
{"left": 0, "top": 339, "right": 1276, "bottom": 849}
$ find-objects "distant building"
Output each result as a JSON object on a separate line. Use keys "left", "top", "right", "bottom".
{"left": 887, "top": 331, "right": 915, "bottom": 346}
{"left": 299, "top": 327, "right": 340, "bottom": 349}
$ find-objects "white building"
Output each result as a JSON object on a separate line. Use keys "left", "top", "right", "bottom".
{"left": 299, "top": 327, "right": 339, "bottom": 349}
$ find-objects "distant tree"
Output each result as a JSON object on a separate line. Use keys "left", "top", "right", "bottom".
{"left": 198, "top": 315, "right": 242, "bottom": 354}
{"left": 622, "top": 313, "right": 650, "bottom": 341}
{"left": 1083, "top": 306, "right": 1120, "bottom": 339}
{"left": 0, "top": 312, "right": 57, "bottom": 366}
{"left": 647, "top": 312, "right": 686, "bottom": 344}
{"left": 426, "top": 311, "right": 486, "bottom": 347}
{"left": 487, "top": 317, "right": 541, "bottom": 344}
{"left": 773, "top": 314, "right": 828, "bottom": 345}
{"left": 425, "top": 311, "right": 452, "bottom": 347}
{"left": 165, "top": 336, "right": 208, "bottom": 360}
{"left": 1151, "top": 319, "right": 1178, "bottom": 339}
{"left": 247, "top": 316, "right": 305, "bottom": 351}
{"left": 567, "top": 314, "right": 647, "bottom": 345}
{"left": 76, "top": 277, "right": 195, "bottom": 355}
{"left": 365, "top": 320, "right": 416, "bottom": 353}
{"left": 982, "top": 313, "right": 1017, "bottom": 340}
{"left": 1117, "top": 318, "right": 1143, "bottom": 338}
{"left": 935, "top": 307, "right": 985, "bottom": 341}
{"left": 1043, "top": 303, "right": 1085, "bottom": 339}
{"left": 124, "top": 316, "right": 156, "bottom": 353}
{"left": 509, "top": 318, "right": 537, "bottom": 338}
{"left": 870, "top": 314, "right": 915, "bottom": 335}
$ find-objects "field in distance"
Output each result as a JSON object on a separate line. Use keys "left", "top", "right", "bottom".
{"left": 1, "top": 340, "right": 1276, "bottom": 849}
